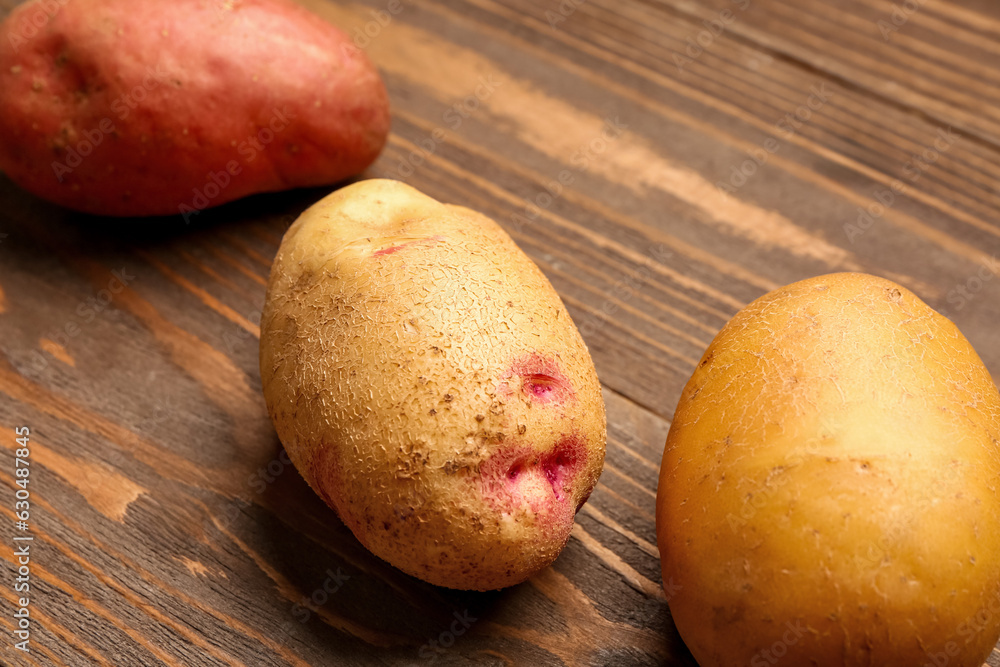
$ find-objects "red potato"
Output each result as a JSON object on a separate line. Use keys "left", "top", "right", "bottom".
{"left": 0, "top": 0, "right": 390, "bottom": 218}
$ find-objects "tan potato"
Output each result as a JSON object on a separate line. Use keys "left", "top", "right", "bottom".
{"left": 260, "top": 179, "right": 606, "bottom": 591}
{"left": 656, "top": 272, "right": 1000, "bottom": 666}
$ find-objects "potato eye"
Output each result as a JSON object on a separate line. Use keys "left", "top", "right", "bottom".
{"left": 523, "top": 374, "right": 558, "bottom": 397}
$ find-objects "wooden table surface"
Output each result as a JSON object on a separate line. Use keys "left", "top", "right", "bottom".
{"left": 2, "top": 0, "right": 1000, "bottom": 665}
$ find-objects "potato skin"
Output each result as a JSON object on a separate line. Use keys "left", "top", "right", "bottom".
{"left": 260, "top": 179, "right": 606, "bottom": 591}
{"left": 0, "top": 0, "right": 389, "bottom": 217}
{"left": 656, "top": 273, "right": 1000, "bottom": 666}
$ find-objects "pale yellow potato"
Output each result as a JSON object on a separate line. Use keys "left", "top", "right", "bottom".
{"left": 260, "top": 179, "right": 605, "bottom": 591}
{"left": 657, "top": 272, "right": 1000, "bottom": 666}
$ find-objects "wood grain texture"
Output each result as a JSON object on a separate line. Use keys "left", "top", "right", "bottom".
{"left": 1, "top": 0, "right": 999, "bottom": 665}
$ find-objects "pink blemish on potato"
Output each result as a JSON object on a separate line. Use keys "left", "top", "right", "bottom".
{"left": 479, "top": 436, "right": 587, "bottom": 520}
{"left": 542, "top": 447, "right": 578, "bottom": 502}
{"left": 524, "top": 374, "right": 559, "bottom": 399}
{"left": 372, "top": 235, "right": 443, "bottom": 257}
{"left": 497, "top": 353, "right": 576, "bottom": 405}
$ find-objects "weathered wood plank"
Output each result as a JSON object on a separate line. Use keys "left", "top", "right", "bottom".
{"left": 1, "top": 0, "right": 999, "bottom": 664}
